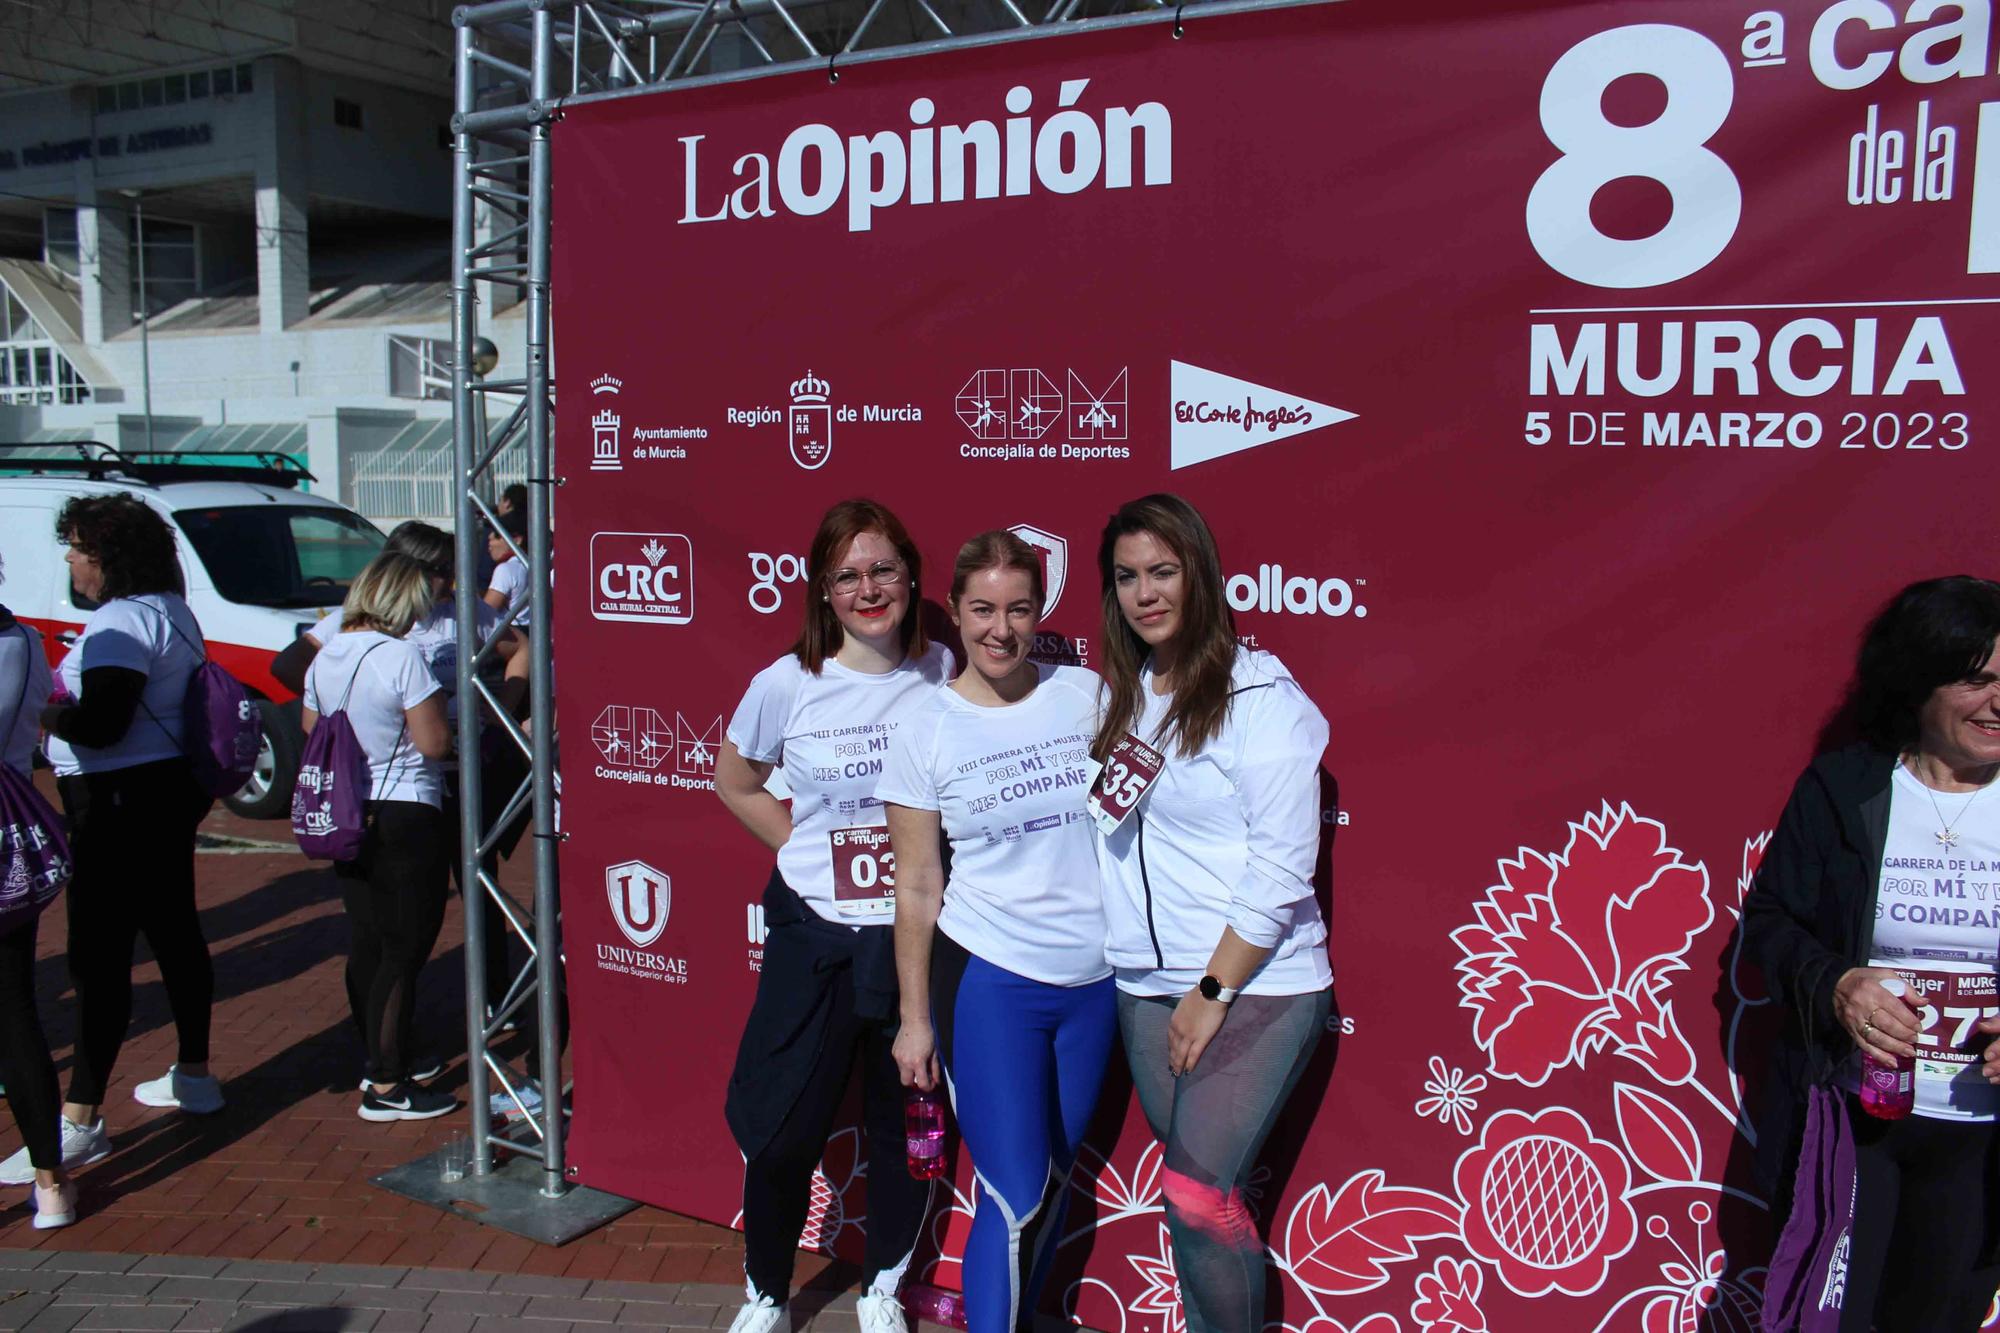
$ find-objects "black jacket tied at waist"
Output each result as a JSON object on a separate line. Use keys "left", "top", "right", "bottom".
{"left": 724, "top": 867, "right": 901, "bottom": 1160}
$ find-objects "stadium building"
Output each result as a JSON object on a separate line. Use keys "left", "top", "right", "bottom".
{"left": 0, "top": 2, "right": 519, "bottom": 524}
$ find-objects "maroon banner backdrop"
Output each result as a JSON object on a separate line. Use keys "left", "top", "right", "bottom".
{"left": 548, "top": 1, "right": 1995, "bottom": 1327}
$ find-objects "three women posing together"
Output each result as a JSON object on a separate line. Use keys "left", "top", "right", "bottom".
{"left": 715, "top": 495, "right": 1333, "bottom": 1333}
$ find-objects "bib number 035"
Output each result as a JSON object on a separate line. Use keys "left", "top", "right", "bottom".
{"left": 1086, "top": 734, "right": 1166, "bottom": 836}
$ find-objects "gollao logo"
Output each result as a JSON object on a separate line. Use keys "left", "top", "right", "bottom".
{"left": 605, "top": 859, "right": 670, "bottom": 948}
{"left": 789, "top": 371, "right": 833, "bottom": 470}
{"left": 1006, "top": 524, "right": 1067, "bottom": 618}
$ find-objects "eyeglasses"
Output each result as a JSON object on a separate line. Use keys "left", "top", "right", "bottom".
{"left": 828, "top": 560, "right": 906, "bottom": 595}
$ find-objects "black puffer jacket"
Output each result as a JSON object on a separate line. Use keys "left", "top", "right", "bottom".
{"left": 1740, "top": 742, "right": 1896, "bottom": 1202}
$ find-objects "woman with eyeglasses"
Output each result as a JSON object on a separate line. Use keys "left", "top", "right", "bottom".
{"left": 716, "top": 499, "right": 951, "bottom": 1333}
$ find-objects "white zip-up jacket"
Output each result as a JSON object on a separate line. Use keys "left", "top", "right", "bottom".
{"left": 1098, "top": 647, "right": 1332, "bottom": 994}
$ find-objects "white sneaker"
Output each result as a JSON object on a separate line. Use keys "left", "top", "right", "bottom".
{"left": 725, "top": 1295, "right": 785, "bottom": 1333}
{"left": 31, "top": 1181, "right": 76, "bottom": 1230}
{"left": 0, "top": 1117, "right": 109, "bottom": 1185}
{"left": 857, "top": 1293, "right": 909, "bottom": 1333}
{"left": 489, "top": 1081, "right": 543, "bottom": 1121}
{"left": 133, "top": 1066, "right": 225, "bottom": 1114}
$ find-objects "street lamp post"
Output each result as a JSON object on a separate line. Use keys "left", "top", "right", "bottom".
{"left": 121, "top": 189, "right": 153, "bottom": 454}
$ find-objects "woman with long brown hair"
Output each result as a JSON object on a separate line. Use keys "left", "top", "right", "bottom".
{"left": 1092, "top": 493, "right": 1333, "bottom": 1333}
{"left": 716, "top": 499, "right": 949, "bottom": 1333}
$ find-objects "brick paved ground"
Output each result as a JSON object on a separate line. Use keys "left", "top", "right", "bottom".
{"left": 0, "top": 1249, "right": 880, "bottom": 1332}
{"left": 0, "top": 781, "right": 856, "bottom": 1312}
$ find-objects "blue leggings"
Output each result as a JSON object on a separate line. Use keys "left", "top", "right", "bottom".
{"left": 931, "top": 930, "right": 1116, "bottom": 1333}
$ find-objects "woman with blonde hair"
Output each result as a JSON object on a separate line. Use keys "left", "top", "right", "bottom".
{"left": 302, "top": 552, "right": 457, "bottom": 1122}
{"left": 883, "top": 530, "right": 1112, "bottom": 1333}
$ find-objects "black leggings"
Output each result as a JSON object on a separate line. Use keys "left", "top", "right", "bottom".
{"left": 0, "top": 915, "right": 61, "bottom": 1169}
{"left": 337, "top": 801, "right": 449, "bottom": 1086}
{"left": 740, "top": 926, "right": 930, "bottom": 1301}
{"left": 1839, "top": 1096, "right": 2000, "bottom": 1333}
{"left": 57, "top": 758, "right": 213, "bottom": 1106}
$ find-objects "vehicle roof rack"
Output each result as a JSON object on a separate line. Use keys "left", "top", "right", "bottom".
{"left": 0, "top": 442, "right": 316, "bottom": 489}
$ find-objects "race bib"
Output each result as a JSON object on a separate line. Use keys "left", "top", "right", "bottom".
{"left": 1891, "top": 965, "right": 2000, "bottom": 1086}
{"left": 829, "top": 825, "right": 896, "bottom": 918}
{"left": 1087, "top": 734, "right": 1166, "bottom": 836}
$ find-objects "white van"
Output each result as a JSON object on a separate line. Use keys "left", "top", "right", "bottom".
{"left": 0, "top": 446, "right": 385, "bottom": 816}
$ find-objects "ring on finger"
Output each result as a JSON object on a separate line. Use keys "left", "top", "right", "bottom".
{"left": 1863, "top": 1018, "right": 1877, "bottom": 1037}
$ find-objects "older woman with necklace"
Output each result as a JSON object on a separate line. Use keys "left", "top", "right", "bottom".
{"left": 1746, "top": 574, "right": 2000, "bottom": 1333}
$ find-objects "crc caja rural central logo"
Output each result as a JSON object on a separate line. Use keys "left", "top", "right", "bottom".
{"left": 589, "top": 531, "right": 693, "bottom": 625}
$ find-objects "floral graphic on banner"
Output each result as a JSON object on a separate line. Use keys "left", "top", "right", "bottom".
{"left": 1452, "top": 1106, "right": 1636, "bottom": 1297}
{"left": 1451, "top": 804, "right": 1713, "bottom": 1088}
{"left": 1028, "top": 800, "right": 1790, "bottom": 1333}
{"left": 815, "top": 800, "right": 2000, "bottom": 1331}
{"left": 1414, "top": 1058, "right": 1485, "bottom": 1137}
{"left": 1408, "top": 1258, "right": 1485, "bottom": 1332}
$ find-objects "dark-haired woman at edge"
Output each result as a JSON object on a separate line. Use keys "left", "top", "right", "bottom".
{"left": 715, "top": 499, "right": 949, "bottom": 1333}
{"left": 27, "top": 496, "right": 219, "bottom": 1166}
{"left": 1746, "top": 575, "right": 2000, "bottom": 1333}
{"left": 1093, "top": 493, "right": 1333, "bottom": 1333}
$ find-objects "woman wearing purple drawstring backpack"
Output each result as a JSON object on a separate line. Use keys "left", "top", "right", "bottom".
{"left": 302, "top": 551, "right": 456, "bottom": 1123}
{"left": 1, "top": 495, "right": 221, "bottom": 1189}
{"left": 0, "top": 562, "right": 76, "bottom": 1229}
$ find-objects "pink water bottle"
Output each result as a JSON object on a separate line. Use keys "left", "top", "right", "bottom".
{"left": 903, "top": 1282, "right": 967, "bottom": 1329}
{"left": 1860, "top": 978, "right": 1914, "bottom": 1121}
{"left": 905, "top": 1089, "right": 945, "bottom": 1180}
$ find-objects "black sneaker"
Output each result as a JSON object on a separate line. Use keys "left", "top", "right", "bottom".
{"left": 358, "top": 1082, "right": 458, "bottom": 1123}
{"left": 356, "top": 1054, "right": 444, "bottom": 1092}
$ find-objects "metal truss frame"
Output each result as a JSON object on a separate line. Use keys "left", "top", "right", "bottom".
{"left": 446, "top": 0, "right": 1311, "bottom": 1219}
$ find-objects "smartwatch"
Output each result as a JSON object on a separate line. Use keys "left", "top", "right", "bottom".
{"left": 1198, "top": 975, "right": 1238, "bottom": 1004}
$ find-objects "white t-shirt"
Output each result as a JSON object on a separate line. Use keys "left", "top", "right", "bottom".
{"left": 45, "top": 593, "right": 205, "bottom": 776}
{"left": 1845, "top": 762, "right": 2000, "bottom": 1120}
{"left": 303, "top": 630, "right": 444, "bottom": 808}
{"left": 727, "top": 644, "right": 952, "bottom": 925}
{"left": 0, "top": 619, "right": 51, "bottom": 778}
{"left": 876, "top": 664, "right": 1109, "bottom": 987}
{"left": 312, "top": 597, "right": 504, "bottom": 723}
{"left": 489, "top": 558, "right": 530, "bottom": 627}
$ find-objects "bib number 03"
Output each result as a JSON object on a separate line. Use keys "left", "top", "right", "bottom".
{"left": 1526, "top": 24, "right": 1741, "bottom": 289}
{"left": 830, "top": 826, "right": 896, "bottom": 918}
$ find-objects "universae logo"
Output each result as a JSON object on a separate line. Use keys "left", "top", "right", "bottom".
{"left": 605, "top": 859, "right": 670, "bottom": 948}
{"left": 1006, "top": 524, "right": 1067, "bottom": 617}
{"left": 590, "top": 531, "right": 693, "bottom": 625}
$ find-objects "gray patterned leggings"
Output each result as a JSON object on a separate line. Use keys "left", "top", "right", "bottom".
{"left": 1118, "top": 988, "right": 1330, "bottom": 1333}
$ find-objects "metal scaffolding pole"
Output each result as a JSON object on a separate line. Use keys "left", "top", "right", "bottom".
{"left": 373, "top": 0, "right": 635, "bottom": 1245}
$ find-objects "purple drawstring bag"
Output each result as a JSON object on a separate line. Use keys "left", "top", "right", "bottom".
{"left": 184, "top": 659, "right": 260, "bottom": 797}
{"left": 0, "top": 625, "right": 70, "bottom": 924}
{"left": 138, "top": 602, "right": 261, "bottom": 798}
{"left": 1762, "top": 1085, "right": 1858, "bottom": 1332}
{"left": 291, "top": 644, "right": 387, "bottom": 862}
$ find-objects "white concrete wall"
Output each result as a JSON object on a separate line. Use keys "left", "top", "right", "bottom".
{"left": 0, "top": 60, "right": 450, "bottom": 220}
